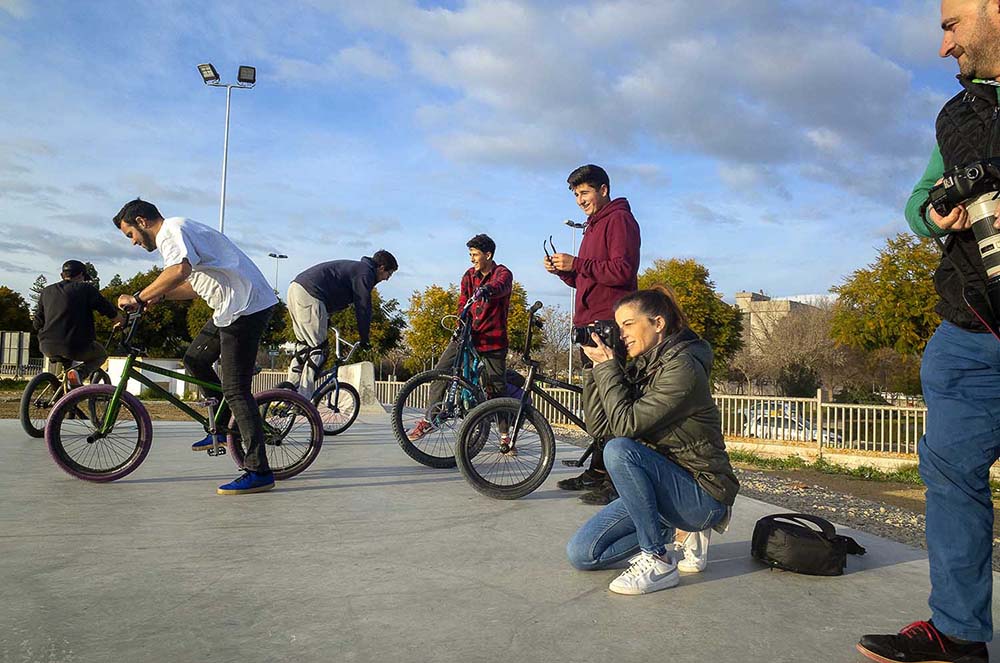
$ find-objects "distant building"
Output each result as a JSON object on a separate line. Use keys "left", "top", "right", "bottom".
{"left": 734, "top": 291, "right": 816, "bottom": 354}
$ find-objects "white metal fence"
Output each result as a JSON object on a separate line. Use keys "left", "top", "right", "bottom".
{"left": 0, "top": 359, "right": 43, "bottom": 379}
{"left": 374, "top": 381, "right": 928, "bottom": 457}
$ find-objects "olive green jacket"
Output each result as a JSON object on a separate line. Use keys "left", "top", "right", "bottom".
{"left": 583, "top": 328, "right": 739, "bottom": 506}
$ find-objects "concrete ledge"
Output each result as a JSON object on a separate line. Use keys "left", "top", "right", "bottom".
{"left": 337, "top": 361, "right": 382, "bottom": 414}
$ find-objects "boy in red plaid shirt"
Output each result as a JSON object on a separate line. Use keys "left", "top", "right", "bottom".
{"left": 408, "top": 234, "right": 513, "bottom": 441}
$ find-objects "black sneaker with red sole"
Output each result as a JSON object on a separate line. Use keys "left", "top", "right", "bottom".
{"left": 857, "top": 620, "right": 988, "bottom": 663}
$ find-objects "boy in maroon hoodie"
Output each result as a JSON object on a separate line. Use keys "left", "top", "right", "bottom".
{"left": 544, "top": 164, "right": 641, "bottom": 504}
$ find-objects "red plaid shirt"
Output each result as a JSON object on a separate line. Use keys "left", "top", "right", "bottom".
{"left": 458, "top": 264, "right": 513, "bottom": 352}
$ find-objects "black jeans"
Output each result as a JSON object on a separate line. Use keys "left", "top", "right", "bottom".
{"left": 183, "top": 306, "right": 274, "bottom": 472}
{"left": 43, "top": 340, "right": 108, "bottom": 379}
{"left": 427, "top": 339, "right": 507, "bottom": 405}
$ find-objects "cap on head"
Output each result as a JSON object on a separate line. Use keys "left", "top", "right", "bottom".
{"left": 61, "top": 260, "right": 90, "bottom": 281}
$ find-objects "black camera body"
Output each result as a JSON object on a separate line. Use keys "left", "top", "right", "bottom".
{"left": 573, "top": 320, "right": 621, "bottom": 349}
{"left": 928, "top": 158, "right": 1000, "bottom": 216}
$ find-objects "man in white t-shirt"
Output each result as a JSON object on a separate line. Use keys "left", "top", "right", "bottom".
{"left": 113, "top": 198, "right": 278, "bottom": 495}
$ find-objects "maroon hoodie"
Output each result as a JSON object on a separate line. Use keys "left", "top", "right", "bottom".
{"left": 557, "top": 197, "right": 641, "bottom": 326}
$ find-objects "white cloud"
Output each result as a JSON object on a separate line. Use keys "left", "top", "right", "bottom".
{"left": 272, "top": 44, "right": 398, "bottom": 83}
{"left": 0, "top": 0, "right": 29, "bottom": 19}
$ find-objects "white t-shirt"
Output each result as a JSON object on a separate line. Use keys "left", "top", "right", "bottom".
{"left": 155, "top": 217, "right": 277, "bottom": 327}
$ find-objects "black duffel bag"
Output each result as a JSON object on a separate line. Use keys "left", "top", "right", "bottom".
{"left": 751, "top": 512, "right": 866, "bottom": 576}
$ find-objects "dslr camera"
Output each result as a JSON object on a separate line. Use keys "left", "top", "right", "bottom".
{"left": 573, "top": 320, "right": 621, "bottom": 350}
{"left": 928, "top": 158, "right": 1000, "bottom": 217}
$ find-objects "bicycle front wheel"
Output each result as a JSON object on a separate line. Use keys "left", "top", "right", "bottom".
{"left": 20, "top": 372, "right": 62, "bottom": 438}
{"left": 45, "top": 384, "right": 153, "bottom": 482}
{"left": 455, "top": 398, "right": 555, "bottom": 500}
{"left": 391, "top": 369, "right": 485, "bottom": 469}
{"left": 227, "top": 389, "right": 324, "bottom": 480}
{"left": 314, "top": 381, "right": 360, "bottom": 436}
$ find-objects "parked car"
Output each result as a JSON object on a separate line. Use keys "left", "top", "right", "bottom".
{"left": 742, "top": 412, "right": 842, "bottom": 445}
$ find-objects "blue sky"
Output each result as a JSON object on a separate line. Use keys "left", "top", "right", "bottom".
{"left": 0, "top": 0, "right": 958, "bottom": 314}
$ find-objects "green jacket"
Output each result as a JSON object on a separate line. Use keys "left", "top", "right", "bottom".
{"left": 583, "top": 328, "right": 739, "bottom": 506}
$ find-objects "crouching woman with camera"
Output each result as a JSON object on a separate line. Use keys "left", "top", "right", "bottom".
{"left": 566, "top": 286, "right": 739, "bottom": 595}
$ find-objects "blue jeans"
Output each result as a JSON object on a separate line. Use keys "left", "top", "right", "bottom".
{"left": 566, "top": 437, "right": 725, "bottom": 570}
{"left": 919, "top": 320, "right": 1000, "bottom": 642}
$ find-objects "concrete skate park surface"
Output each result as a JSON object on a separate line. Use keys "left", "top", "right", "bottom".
{"left": 2, "top": 412, "right": 998, "bottom": 663}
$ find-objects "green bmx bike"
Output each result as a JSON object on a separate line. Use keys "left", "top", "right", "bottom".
{"left": 44, "top": 308, "right": 324, "bottom": 483}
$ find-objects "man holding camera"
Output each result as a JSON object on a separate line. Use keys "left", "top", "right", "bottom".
{"left": 544, "top": 164, "right": 641, "bottom": 505}
{"left": 857, "top": 2, "right": 1000, "bottom": 661}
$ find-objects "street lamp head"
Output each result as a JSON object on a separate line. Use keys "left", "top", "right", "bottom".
{"left": 237, "top": 65, "right": 256, "bottom": 87}
{"left": 564, "top": 219, "right": 587, "bottom": 229}
{"left": 268, "top": 252, "right": 288, "bottom": 259}
{"left": 198, "top": 63, "right": 220, "bottom": 84}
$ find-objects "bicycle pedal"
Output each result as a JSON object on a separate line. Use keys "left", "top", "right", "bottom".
{"left": 206, "top": 446, "right": 227, "bottom": 457}
{"left": 561, "top": 459, "right": 584, "bottom": 467}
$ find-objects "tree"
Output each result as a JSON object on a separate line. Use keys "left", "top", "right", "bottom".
{"left": 97, "top": 267, "right": 193, "bottom": 357}
{"left": 29, "top": 274, "right": 47, "bottom": 316}
{"left": 537, "top": 306, "right": 573, "bottom": 377}
{"left": 831, "top": 234, "right": 940, "bottom": 354}
{"left": 106, "top": 274, "right": 124, "bottom": 289}
{"left": 83, "top": 262, "right": 100, "bottom": 289}
{"left": 403, "top": 284, "right": 458, "bottom": 371}
{"left": 324, "top": 290, "right": 406, "bottom": 361}
{"left": 505, "top": 281, "right": 541, "bottom": 365}
{"left": 0, "top": 286, "right": 32, "bottom": 331}
{"left": 638, "top": 258, "right": 743, "bottom": 372}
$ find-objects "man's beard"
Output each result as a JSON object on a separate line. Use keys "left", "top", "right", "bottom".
{"left": 139, "top": 227, "right": 156, "bottom": 252}
{"left": 964, "top": 15, "right": 1000, "bottom": 78}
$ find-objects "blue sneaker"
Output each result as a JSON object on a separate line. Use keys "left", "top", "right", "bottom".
{"left": 217, "top": 470, "right": 275, "bottom": 495}
{"left": 191, "top": 433, "right": 227, "bottom": 452}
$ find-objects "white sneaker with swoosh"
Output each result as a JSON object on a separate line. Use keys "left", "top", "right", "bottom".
{"left": 609, "top": 551, "right": 679, "bottom": 595}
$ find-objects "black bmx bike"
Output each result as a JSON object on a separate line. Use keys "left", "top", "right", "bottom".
{"left": 454, "top": 301, "right": 598, "bottom": 499}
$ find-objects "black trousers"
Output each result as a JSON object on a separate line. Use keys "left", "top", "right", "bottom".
{"left": 184, "top": 306, "right": 274, "bottom": 472}
{"left": 427, "top": 339, "right": 507, "bottom": 405}
{"left": 43, "top": 340, "right": 108, "bottom": 379}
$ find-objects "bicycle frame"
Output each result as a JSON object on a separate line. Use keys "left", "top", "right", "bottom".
{"left": 96, "top": 311, "right": 227, "bottom": 437}
{"left": 503, "top": 301, "right": 595, "bottom": 467}
{"left": 288, "top": 328, "right": 359, "bottom": 407}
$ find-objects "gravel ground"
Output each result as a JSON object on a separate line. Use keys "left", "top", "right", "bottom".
{"left": 735, "top": 467, "right": 1000, "bottom": 571}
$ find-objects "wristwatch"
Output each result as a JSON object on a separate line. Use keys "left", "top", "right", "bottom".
{"left": 132, "top": 291, "right": 145, "bottom": 307}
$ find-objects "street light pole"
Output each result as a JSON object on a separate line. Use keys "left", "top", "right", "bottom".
{"left": 198, "top": 63, "right": 256, "bottom": 234}
{"left": 565, "top": 219, "right": 587, "bottom": 384}
{"left": 268, "top": 252, "right": 288, "bottom": 295}
{"left": 219, "top": 84, "right": 233, "bottom": 234}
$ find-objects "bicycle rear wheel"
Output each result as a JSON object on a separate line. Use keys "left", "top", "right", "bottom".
{"left": 391, "top": 369, "right": 485, "bottom": 469}
{"left": 45, "top": 384, "right": 153, "bottom": 482}
{"left": 20, "top": 372, "right": 62, "bottom": 438}
{"left": 227, "top": 389, "right": 324, "bottom": 480}
{"left": 314, "top": 381, "right": 360, "bottom": 436}
{"left": 455, "top": 398, "right": 555, "bottom": 499}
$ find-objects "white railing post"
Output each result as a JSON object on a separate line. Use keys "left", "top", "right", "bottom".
{"left": 816, "top": 387, "right": 824, "bottom": 459}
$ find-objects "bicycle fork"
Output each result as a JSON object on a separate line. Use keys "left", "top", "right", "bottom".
{"left": 202, "top": 398, "right": 227, "bottom": 456}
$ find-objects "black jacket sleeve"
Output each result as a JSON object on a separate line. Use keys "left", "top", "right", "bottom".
{"left": 352, "top": 271, "right": 376, "bottom": 346}
{"left": 90, "top": 286, "right": 118, "bottom": 319}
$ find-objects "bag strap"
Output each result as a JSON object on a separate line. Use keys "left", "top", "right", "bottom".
{"left": 762, "top": 512, "right": 867, "bottom": 556}
{"left": 834, "top": 534, "right": 867, "bottom": 556}
{"left": 762, "top": 513, "right": 837, "bottom": 539}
